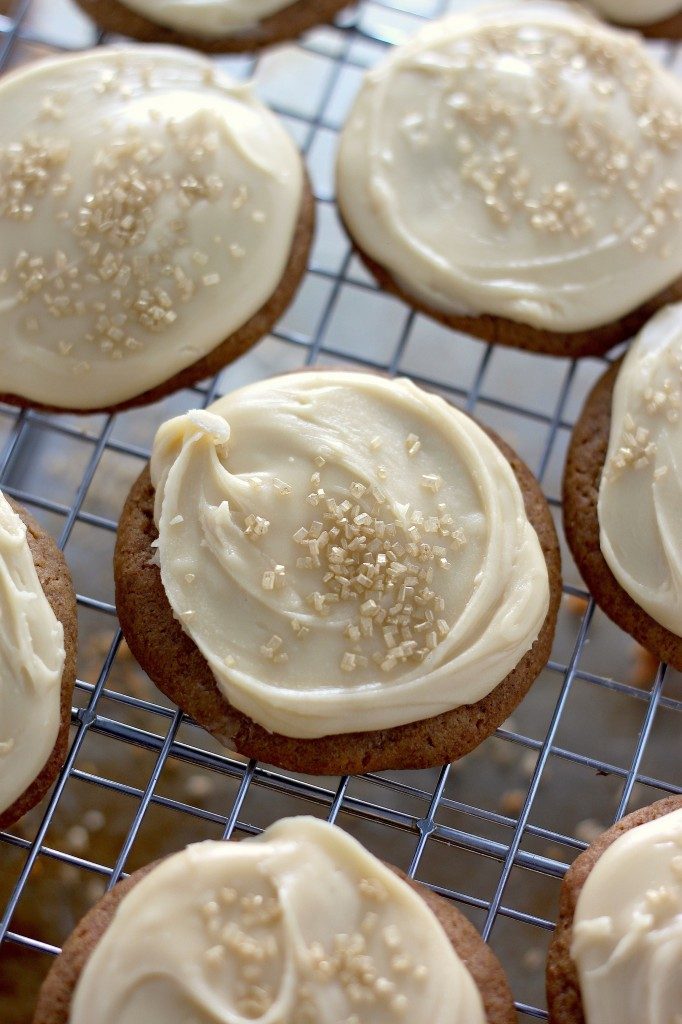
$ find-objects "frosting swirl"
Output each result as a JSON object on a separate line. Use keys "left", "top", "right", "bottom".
{"left": 572, "top": 806, "right": 682, "bottom": 1024}
{"left": 0, "top": 47, "right": 303, "bottom": 409}
{"left": 590, "top": 0, "right": 682, "bottom": 25}
{"left": 119, "top": 0, "right": 299, "bottom": 36}
{"left": 0, "top": 492, "right": 65, "bottom": 817}
{"left": 598, "top": 303, "right": 682, "bottom": 637}
{"left": 336, "top": 1, "right": 682, "bottom": 333}
{"left": 69, "top": 817, "right": 487, "bottom": 1024}
{"left": 150, "top": 371, "right": 550, "bottom": 739}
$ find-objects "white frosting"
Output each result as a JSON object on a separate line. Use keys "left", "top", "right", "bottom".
{"left": 598, "top": 303, "right": 682, "bottom": 637}
{"left": 69, "top": 817, "right": 487, "bottom": 1024}
{"left": 336, "top": 1, "right": 682, "bottom": 333}
{"left": 0, "top": 47, "right": 303, "bottom": 410}
{"left": 0, "top": 493, "right": 65, "bottom": 817}
{"left": 590, "top": 0, "right": 682, "bottom": 26}
{"left": 150, "top": 371, "right": 550, "bottom": 739}
{"left": 572, "top": 805, "right": 682, "bottom": 1024}
{"left": 120, "top": 0, "right": 296, "bottom": 37}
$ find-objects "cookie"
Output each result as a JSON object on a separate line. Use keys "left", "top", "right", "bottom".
{"left": 546, "top": 794, "right": 682, "bottom": 1024}
{"left": 563, "top": 307, "right": 682, "bottom": 668}
{"left": 72, "top": 0, "right": 353, "bottom": 52}
{"left": 0, "top": 497, "right": 77, "bottom": 832}
{"left": 336, "top": 2, "right": 682, "bottom": 359}
{"left": 349, "top": 237, "right": 682, "bottom": 361}
{"left": 34, "top": 818, "right": 517, "bottom": 1024}
{"left": 114, "top": 371, "right": 561, "bottom": 775}
{"left": 0, "top": 47, "right": 313, "bottom": 413}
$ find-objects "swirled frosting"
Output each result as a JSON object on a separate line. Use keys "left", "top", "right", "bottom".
{"left": 119, "top": 0, "right": 297, "bottom": 36}
{"left": 150, "top": 371, "right": 550, "bottom": 739}
{"left": 69, "top": 817, "right": 487, "bottom": 1024}
{"left": 336, "top": 1, "right": 682, "bottom": 333}
{"left": 571, "top": 806, "right": 682, "bottom": 1024}
{"left": 0, "top": 492, "right": 65, "bottom": 817}
{"left": 590, "top": 0, "right": 682, "bottom": 26}
{"left": 0, "top": 47, "right": 303, "bottom": 409}
{"left": 598, "top": 303, "right": 682, "bottom": 636}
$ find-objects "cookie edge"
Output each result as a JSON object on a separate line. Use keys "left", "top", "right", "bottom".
{"left": 603, "top": 9, "right": 682, "bottom": 39}
{"left": 546, "top": 792, "right": 682, "bottom": 1024}
{"left": 0, "top": 499, "right": 78, "bottom": 832}
{"left": 70, "top": 0, "right": 353, "bottom": 53}
{"left": 562, "top": 358, "right": 682, "bottom": 668}
{"left": 340, "top": 214, "right": 682, "bottom": 359}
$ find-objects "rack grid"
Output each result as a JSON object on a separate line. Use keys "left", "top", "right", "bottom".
{"left": 0, "top": 1, "right": 680, "bottom": 1020}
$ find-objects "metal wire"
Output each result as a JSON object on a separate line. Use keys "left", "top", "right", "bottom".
{"left": 0, "top": 2, "right": 680, "bottom": 1020}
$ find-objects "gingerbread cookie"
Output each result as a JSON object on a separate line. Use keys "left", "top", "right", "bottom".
{"left": 0, "top": 493, "right": 77, "bottom": 832}
{"left": 563, "top": 303, "right": 682, "bottom": 668}
{"left": 336, "top": 2, "right": 682, "bottom": 358}
{"left": 115, "top": 371, "right": 561, "bottom": 775}
{"left": 35, "top": 817, "right": 516, "bottom": 1024}
{"left": 72, "top": 0, "right": 354, "bottom": 53}
{"left": 0, "top": 46, "right": 312, "bottom": 413}
{"left": 546, "top": 794, "right": 682, "bottom": 1024}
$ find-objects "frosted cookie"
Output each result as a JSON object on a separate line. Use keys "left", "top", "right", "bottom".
{"left": 546, "top": 794, "right": 682, "bottom": 1024}
{"left": 0, "top": 47, "right": 312, "bottom": 413}
{"left": 588, "top": 0, "right": 682, "bottom": 38}
{"left": 563, "top": 303, "right": 682, "bottom": 668}
{"left": 336, "top": 2, "right": 682, "bottom": 358}
{"left": 114, "top": 371, "right": 561, "bottom": 775}
{"left": 72, "top": 0, "right": 353, "bottom": 52}
{"left": 34, "top": 816, "right": 516, "bottom": 1024}
{"left": 0, "top": 493, "right": 77, "bottom": 831}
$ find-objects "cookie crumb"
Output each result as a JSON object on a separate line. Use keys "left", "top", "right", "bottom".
{"left": 500, "top": 788, "right": 525, "bottom": 816}
{"left": 575, "top": 818, "right": 606, "bottom": 845}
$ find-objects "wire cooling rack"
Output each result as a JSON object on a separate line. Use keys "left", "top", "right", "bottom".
{"left": 0, "top": 1, "right": 680, "bottom": 1020}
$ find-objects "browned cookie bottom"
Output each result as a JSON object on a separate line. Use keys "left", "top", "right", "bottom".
{"left": 0, "top": 500, "right": 78, "bottom": 832}
{"left": 34, "top": 855, "right": 516, "bottom": 1024}
{"left": 0, "top": 178, "right": 315, "bottom": 415}
{"left": 563, "top": 360, "right": 682, "bottom": 669}
{"left": 72, "top": 0, "right": 353, "bottom": 52}
{"left": 114, "top": 411, "right": 561, "bottom": 775}
{"left": 546, "top": 794, "right": 682, "bottom": 1024}
{"left": 344, "top": 225, "right": 682, "bottom": 359}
